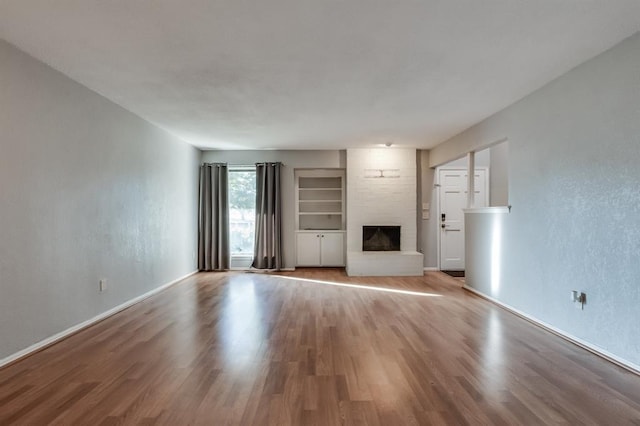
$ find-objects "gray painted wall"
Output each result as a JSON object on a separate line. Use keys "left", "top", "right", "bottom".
{"left": 429, "top": 32, "right": 640, "bottom": 367}
{"left": 200, "top": 150, "right": 344, "bottom": 269}
{"left": 0, "top": 40, "right": 200, "bottom": 361}
{"left": 489, "top": 142, "right": 509, "bottom": 206}
{"left": 418, "top": 151, "right": 438, "bottom": 268}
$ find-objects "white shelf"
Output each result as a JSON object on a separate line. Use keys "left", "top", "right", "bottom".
{"left": 295, "top": 169, "right": 346, "bottom": 233}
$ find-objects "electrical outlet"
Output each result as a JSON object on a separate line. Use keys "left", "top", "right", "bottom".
{"left": 99, "top": 279, "right": 107, "bottom": 292}
{"left": 571, "top": 290, "right": 586, "bottom": 309}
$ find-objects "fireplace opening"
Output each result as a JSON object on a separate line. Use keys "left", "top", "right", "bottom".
{"left": 362, "top": 226, "right": 400, "bottom": 251}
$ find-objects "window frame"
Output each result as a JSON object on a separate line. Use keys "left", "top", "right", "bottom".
{"left": 228, "top": 165, "right": 257, "bottom": 268}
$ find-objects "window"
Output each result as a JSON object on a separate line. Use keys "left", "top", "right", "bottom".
{"left": 228, "top": 167, "right": 256, "bottom": 257}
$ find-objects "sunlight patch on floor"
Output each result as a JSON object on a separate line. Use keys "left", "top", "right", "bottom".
{"left": 273, "top": 275, "right": 443, "bottom": 297}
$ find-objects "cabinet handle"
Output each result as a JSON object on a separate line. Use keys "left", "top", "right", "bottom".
{"left": 321, "top": 235, "right": 324, "bottom": 238}
{"left": 316, "top": 234, "right": 320, "bottom": 237}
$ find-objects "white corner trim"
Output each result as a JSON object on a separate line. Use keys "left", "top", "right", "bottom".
{"left": 423, "top": 267, "right": 439, "bottom": 271}
{"left": 0, "top": 270, "right": 198, "bottom": 369}
{"left": 463, "top": 285, "right": 640, "bottom": 376}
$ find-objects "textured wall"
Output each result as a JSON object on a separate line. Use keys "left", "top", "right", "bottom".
{"left": 429, "top": 32, "right": 640, "bottom": 367}
{"left": 200, "top": 150, "right": 344, "bottom": 269}
{"left": 0, "top": 40, "right": 200, "bottom": 361}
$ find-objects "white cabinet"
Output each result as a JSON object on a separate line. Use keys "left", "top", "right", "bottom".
{"left": 296, "top": 231, "right": 345, "bottom": 267}
{"left": 319, "top": 232, "right": 344, "bottom": 266}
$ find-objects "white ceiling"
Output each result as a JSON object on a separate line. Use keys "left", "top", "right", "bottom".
{"left": 1, "top": 1, "right": 639, "bottom": 151}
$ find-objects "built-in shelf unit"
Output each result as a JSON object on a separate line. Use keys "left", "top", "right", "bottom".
{"left": 295, "top": 169, "right": 345, "bottom": 266}
{"left": 296, "top": 170, "right": 345, "bottom": 231}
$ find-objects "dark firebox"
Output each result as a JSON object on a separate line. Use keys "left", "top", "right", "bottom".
{"left": 362, "top": 226, "right": 400, "bottom": 251}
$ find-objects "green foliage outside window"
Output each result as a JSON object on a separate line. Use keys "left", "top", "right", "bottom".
{"left": 229, "top": 170, "right": 256, "bottom": 254}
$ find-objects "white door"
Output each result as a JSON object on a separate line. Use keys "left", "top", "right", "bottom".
{"left": 320, "top": 232, "right": 344, "bottom": 266}
{"left": 438, "top": 169, "right": 487, "bottom": 270}
{"left": 296, "top": 232, "right": 321, "bottom": 266}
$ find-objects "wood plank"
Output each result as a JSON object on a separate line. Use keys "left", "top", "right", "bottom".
{"left": 1, "top": 269, "right": 639, "bottom": 424}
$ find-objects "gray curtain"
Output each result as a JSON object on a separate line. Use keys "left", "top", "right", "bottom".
{"left": 252, "top": 162, "right": 282, "bottom": 270}
{"left": 198, "top": 163, "right": 229, "bottom": 271}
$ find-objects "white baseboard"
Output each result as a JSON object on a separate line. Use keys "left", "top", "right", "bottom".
{"left": 244, "top": 267, "right": 296, "bottom": 273}
{"left": 463, "top": 285, "right": 640, "bottom": 376}
{"left": 0, "top": 270, "right": 198, "bottom": 369}
{"left": 423, "top": 267, "right": 439, "bottom": 272}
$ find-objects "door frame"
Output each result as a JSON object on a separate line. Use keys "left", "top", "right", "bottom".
{"left": 436, "top": 166, "right": 489, "bottom": 271}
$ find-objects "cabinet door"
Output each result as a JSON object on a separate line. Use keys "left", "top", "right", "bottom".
{"left": 320, "top": 233, "right": 344, "bottom": 266}
{"left": 296, "top": 233, "right": 321, "bottom": 266}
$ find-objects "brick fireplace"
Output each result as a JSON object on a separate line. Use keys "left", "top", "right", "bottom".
{"left": 346, "top": 148, "right": 423, "bottom": 276}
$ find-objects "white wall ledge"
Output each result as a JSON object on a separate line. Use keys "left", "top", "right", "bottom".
{"left": 464, "top": 206, "right": 511, "bottom": 214}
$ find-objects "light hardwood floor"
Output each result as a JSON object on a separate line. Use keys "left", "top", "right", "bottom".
{"left": 1, "top": 269, "right": 640, "bottom": 425}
